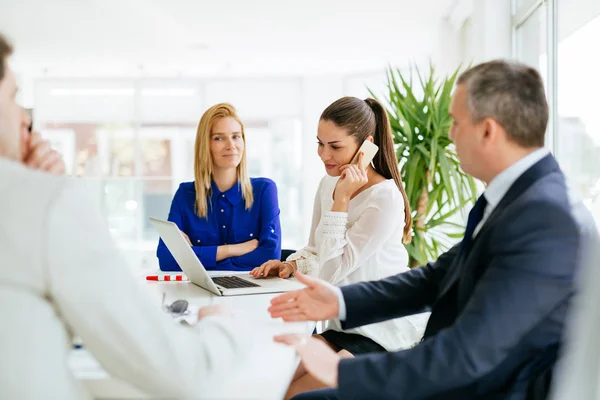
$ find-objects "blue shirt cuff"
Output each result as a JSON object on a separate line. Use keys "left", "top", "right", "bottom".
{"left": 193, "top": 245, "right": 218, "bottom": 268}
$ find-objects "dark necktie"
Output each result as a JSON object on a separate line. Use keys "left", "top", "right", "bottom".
{"left": 423, "top": 194, "right": 489, "bottom": 339}
{"left": 461, "top": 194, "right": 488, "bottom": 254}
{"left": 423, "top": 195, "right": 487, "bottom": 339}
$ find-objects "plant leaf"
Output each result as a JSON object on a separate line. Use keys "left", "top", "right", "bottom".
{"left": 367, "top": 63, "right": 477, "bottom": 267}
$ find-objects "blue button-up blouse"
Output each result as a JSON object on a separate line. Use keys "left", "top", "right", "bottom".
{"left": 156, "top": 178, "right": 281, "bottom": 271}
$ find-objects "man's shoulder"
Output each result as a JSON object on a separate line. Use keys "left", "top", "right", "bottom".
{"left": 0, "top": 160, "right": 108, "bottom": 231}
{"left": 0, "top": 160, "right": 69, "bottom": 209}
{"left": 527, "top": 171, "right": 571, "bottom": 207}
{"left": 481, "top": 171, "right": 578, "bottom": 250}
{"left": 505, "top": 171, "right": 572, "bottom": 217}
{"left": 487, "top": 172, "right": 581, "bottom": 254}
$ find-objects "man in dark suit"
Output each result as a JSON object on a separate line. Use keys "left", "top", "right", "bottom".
{"left": 269, "top": 60, "right": 585, "bottom": 400}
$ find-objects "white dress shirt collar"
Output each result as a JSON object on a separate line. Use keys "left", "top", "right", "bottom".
{"left": 483, "top": 147, "right": 551, "bottom": 211}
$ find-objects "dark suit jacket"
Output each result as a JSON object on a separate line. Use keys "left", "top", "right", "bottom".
{"left": 337, "top": 155, "right": 582, "bottom": 400}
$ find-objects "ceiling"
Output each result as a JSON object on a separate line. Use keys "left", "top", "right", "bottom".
{"left": 0, "top": 0, "right": 460, "bottom": 77}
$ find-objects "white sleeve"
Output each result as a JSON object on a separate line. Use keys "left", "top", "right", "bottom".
{"left": 285, "top": 177, "right": 325, "bottom": 276}
{"left": 316, "top": 189, "right": 405, "bottom": 285}
{"left": 332, "top": 285, "right": 347, "bottom": 320}
{"left": 45, "top": 180, "right": 256, "bottom": 399}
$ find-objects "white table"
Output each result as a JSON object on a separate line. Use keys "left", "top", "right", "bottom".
{"left": 69, "top": 271, "right": 314, "bottom": 399}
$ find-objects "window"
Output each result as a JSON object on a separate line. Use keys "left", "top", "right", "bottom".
{"left": 557, "top": 11, "right": 600, "bottom": 224}
{"left": 513, "top": 0, "right": 600, "bottom": 226}
{"left": 35, "top": 79, "right": 308, "bottom": 267}
{"left": 514, "top": 2, "right": 547, "bottom": 75}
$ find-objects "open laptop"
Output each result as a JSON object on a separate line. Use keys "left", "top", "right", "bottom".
{"left": 149, "top": 217, "right": 303, "bottom": 296}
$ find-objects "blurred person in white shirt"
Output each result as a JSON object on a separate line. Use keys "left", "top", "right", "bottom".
{"left": 0, "top": 32, "right": 260, "bottom": 400}
{"left": 550, "top": 212, "right": 600, "bottom": 400}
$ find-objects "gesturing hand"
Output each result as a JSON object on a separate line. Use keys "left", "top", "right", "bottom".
{"left": 268, "top": 272, "right": 339, "bottom": 322}
{"left": 274, "top": 334, "right": 340, "bottom": 387}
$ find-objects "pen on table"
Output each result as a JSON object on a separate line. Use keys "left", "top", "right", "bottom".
{"left": 146, "top": 275, "right": 189, "bottom": 281}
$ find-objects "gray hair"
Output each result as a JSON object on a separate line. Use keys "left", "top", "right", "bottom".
{"left": 457, "top": 60, "right": 548, "bottom": 148}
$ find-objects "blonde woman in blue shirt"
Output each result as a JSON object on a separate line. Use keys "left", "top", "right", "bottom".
{"left": 157, "top": 103, "right": 281, "bottom": 271}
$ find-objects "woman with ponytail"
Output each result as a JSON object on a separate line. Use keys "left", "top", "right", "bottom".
{"left": 250, "top": 97, "right": 429, "bottom": 399}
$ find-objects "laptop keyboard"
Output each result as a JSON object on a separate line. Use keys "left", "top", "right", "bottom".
{"left": 212, "top": 275, "right": 261, "bottom": 289}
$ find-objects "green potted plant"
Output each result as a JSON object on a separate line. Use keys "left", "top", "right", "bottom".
{"left": 370, "top": 64, "right": 478, "bottom": 267}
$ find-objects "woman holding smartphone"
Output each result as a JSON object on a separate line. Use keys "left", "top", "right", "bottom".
{"left": 157, "top": 103, "right": 281, "bottom": 271}
{"left": 250, "top": 96, "right": 429, "bottom": 399}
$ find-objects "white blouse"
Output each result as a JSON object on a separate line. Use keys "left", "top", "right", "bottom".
{"left": 288, "top": 175, "right": 429, "bottom": 351}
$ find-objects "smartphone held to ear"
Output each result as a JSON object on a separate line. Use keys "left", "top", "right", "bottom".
{"left": 351, "top": 140, "right": 379, "bottom": 169}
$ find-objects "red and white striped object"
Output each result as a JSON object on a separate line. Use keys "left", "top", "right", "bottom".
{"left": 146, "top": 274, "right": 189, "bottom": 281}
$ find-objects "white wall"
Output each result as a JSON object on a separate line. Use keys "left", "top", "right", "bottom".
{"left": 33, "top": 73, "right": 395, "bottom": 248}
{"left": 460, "top": 0, "right": 512, "bottom": 64}
{"left": 26, "top": 17, "right": 468, "bottom": 249}
{"left": 205, "top": 79, "right": 302, "bottom": 120}
{"left": 433, "top": 20, "right": 465, "bottom": 75}
{"left": 298, "top": 76, "right": 344, "bottom": 242}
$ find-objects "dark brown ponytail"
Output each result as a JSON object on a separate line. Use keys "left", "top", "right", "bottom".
{"left": 320, "top": 96, "right": 413, "bottom": 243}
{"left": 364, "top": 98, "right": 412, "bottom": 243}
